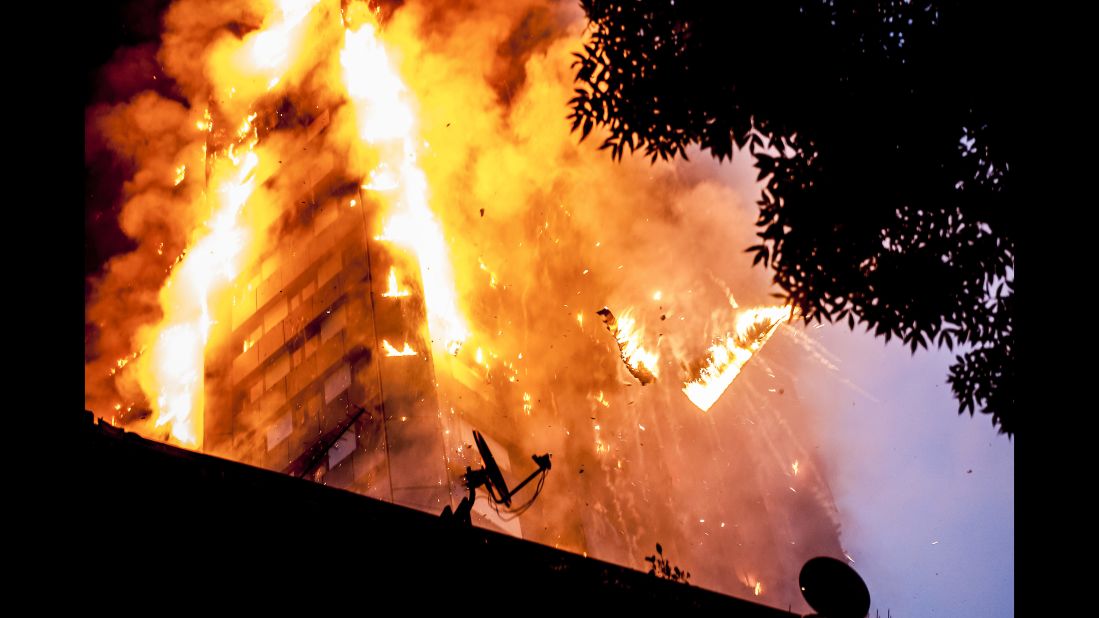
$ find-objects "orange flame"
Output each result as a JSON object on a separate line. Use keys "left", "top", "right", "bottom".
{"left": 382, "top": 339, "right": 417, "bottom": 357}
{"left": 341, "top": 17, "right": 468, "bottom": 355}
{"left": 381, "top": 267, "right": 411, "bottom": 298}
{"left": 137, "top": 144, "right": 259, "bottom": 446}
{"left": 594, "top": 390, "right": 610, "bottom": 407}
{"left": 131, "top": 1, "right": 321, "bottom": 447}
{"left": 682, "top": 306, "right": 792, "bottom": 412}
{"left": 598, "top": 307, "right": 660, "bottom": 385}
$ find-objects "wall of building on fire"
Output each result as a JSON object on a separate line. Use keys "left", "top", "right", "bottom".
{"left": 203, "top": 163, "right": 452, "bottom": 515}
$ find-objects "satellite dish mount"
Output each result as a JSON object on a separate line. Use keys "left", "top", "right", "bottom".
{"left": 441, "top": 430, "right": 551, "bottom": 525}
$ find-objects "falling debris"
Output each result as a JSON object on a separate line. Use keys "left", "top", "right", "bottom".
{"left": 682, "top": 306, "right": 792, "bottom": 412}
{"left": 597, "top": 307, "right": 658, "bottom": 385}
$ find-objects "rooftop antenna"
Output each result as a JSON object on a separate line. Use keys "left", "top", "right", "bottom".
{"left": 799, "top": 556, "right": 871, "bottom": 618}
{"left": 441, "top": 429, "right": 551, "bottom": 525}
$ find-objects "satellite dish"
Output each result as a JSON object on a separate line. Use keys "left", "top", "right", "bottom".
{"left": 799, "top": 556, "right": 871, "bottom": 618}
{"left": 473, "top": 429, "right": 513, "bottom": 507}
{"left": 442, "top": 429, "right": 551, "bottom": 525}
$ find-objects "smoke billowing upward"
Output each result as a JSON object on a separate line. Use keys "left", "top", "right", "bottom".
{"left": 85, "top": 0, "right": 847, "bottom": 610}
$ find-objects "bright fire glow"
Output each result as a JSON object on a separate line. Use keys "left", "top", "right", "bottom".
{"left": 381, "top": 267, "right": 411, "bottom": 298}
{"left": 130, "top": 1, "right": 325, "bottom": 447}
{"left": 682, "top": 306, "right": 792, "bottom": 412}
{"left": 382, "top": 339, "right": 417, "bottom": 357}
{"left": 138, "top": 143, "right": 260, "bottom": 446}
{"left": 341, "top": 21, "right": 469, "bottom": 354}
{"left": 598, "top": 307, "right": 659, "bottom": 385}
{"left": 236, "top": 0, "right": 319, "bottom": 91}
{"left": 479, "top": 258, "right": 499, "bottom": 289}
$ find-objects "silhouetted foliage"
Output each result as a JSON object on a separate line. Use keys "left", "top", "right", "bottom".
{"left": 570, "top": 1, "right": 1015, "bottom": 434}
{"left": 645, "top": 543, "right": 691, "bottom": 584}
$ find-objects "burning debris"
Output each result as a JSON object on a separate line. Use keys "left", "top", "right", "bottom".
{"left": 597, "top": 307, "right": 659, "bottom": 385}
{"left": 682, "top": 306, "right": 792, "bottom": 412}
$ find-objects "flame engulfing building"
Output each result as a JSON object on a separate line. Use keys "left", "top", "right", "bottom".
{"left": 190, "top": 60, "right": 534, "bottom": 528}
{"left": 85, "top": 0, "right": 850, "bottom": 611}
{"left": 201, "top": 109, "right": 451, "bottom": 512}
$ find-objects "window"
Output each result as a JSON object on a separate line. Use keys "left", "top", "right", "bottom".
{"left": 264, "top": 298, "right": 288, "bottom": 334}
{"left": 249, "top": 379, "right": 263, "bottom": 403}
{"left": 266, "top": 412, "right": 292, "bottom": 451}
{"left": 261, "top": 254, "right": 281, "bottom": 281}
{"left": 318, "top": 253, "right": 342, "bottom": 286}
{"left": 324, "top": 363, "right": 351, "bottom": 403}
{"left": 265, "top": 351, "right": 290, "bottom": 387}
{"left": 320, "top": 305, "right": 346, "bottom": 343}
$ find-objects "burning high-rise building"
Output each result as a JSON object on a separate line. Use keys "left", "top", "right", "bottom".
{"left": 85, "top": 0, "right": 852, "bottom": 610}
{"left": 200, "top": 140, "right": 453, "bottom": 511}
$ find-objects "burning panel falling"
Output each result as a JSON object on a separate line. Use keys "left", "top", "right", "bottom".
{"left": 85, "top": 0, "right": 849, "bottom": 611}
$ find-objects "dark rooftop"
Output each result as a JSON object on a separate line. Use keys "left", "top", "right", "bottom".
{"left": 76, "top": 410, "right": 801, "bottom": 614}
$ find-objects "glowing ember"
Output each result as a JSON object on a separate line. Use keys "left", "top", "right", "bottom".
{"left": 792, "top": 460, "right": 800, "bottom": 476}
{"left": 382, "top": 339, "right": 417, "bottom": 357}
{"left": 594, "top": 390, "right": 610, "bottom": 407}
{"left": 523, "top": 392, "right": 533, "bottom": 415}
{"left": 682, "top": 306, "right": 792, "bottom": 412}
{"left": 381, "top": 267, "right": 411, "bottom": 298}
{"left": 108, "top": 350, "right": 141, "bottom": 376}
{"left": 597, "top": 307, "right": 659, "bottom": 385}
{"left": 479, "top": 258, "right": 499, "bottom": 289}
{"left": 754, "top": 581, "right": 763, "bottom": 596}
